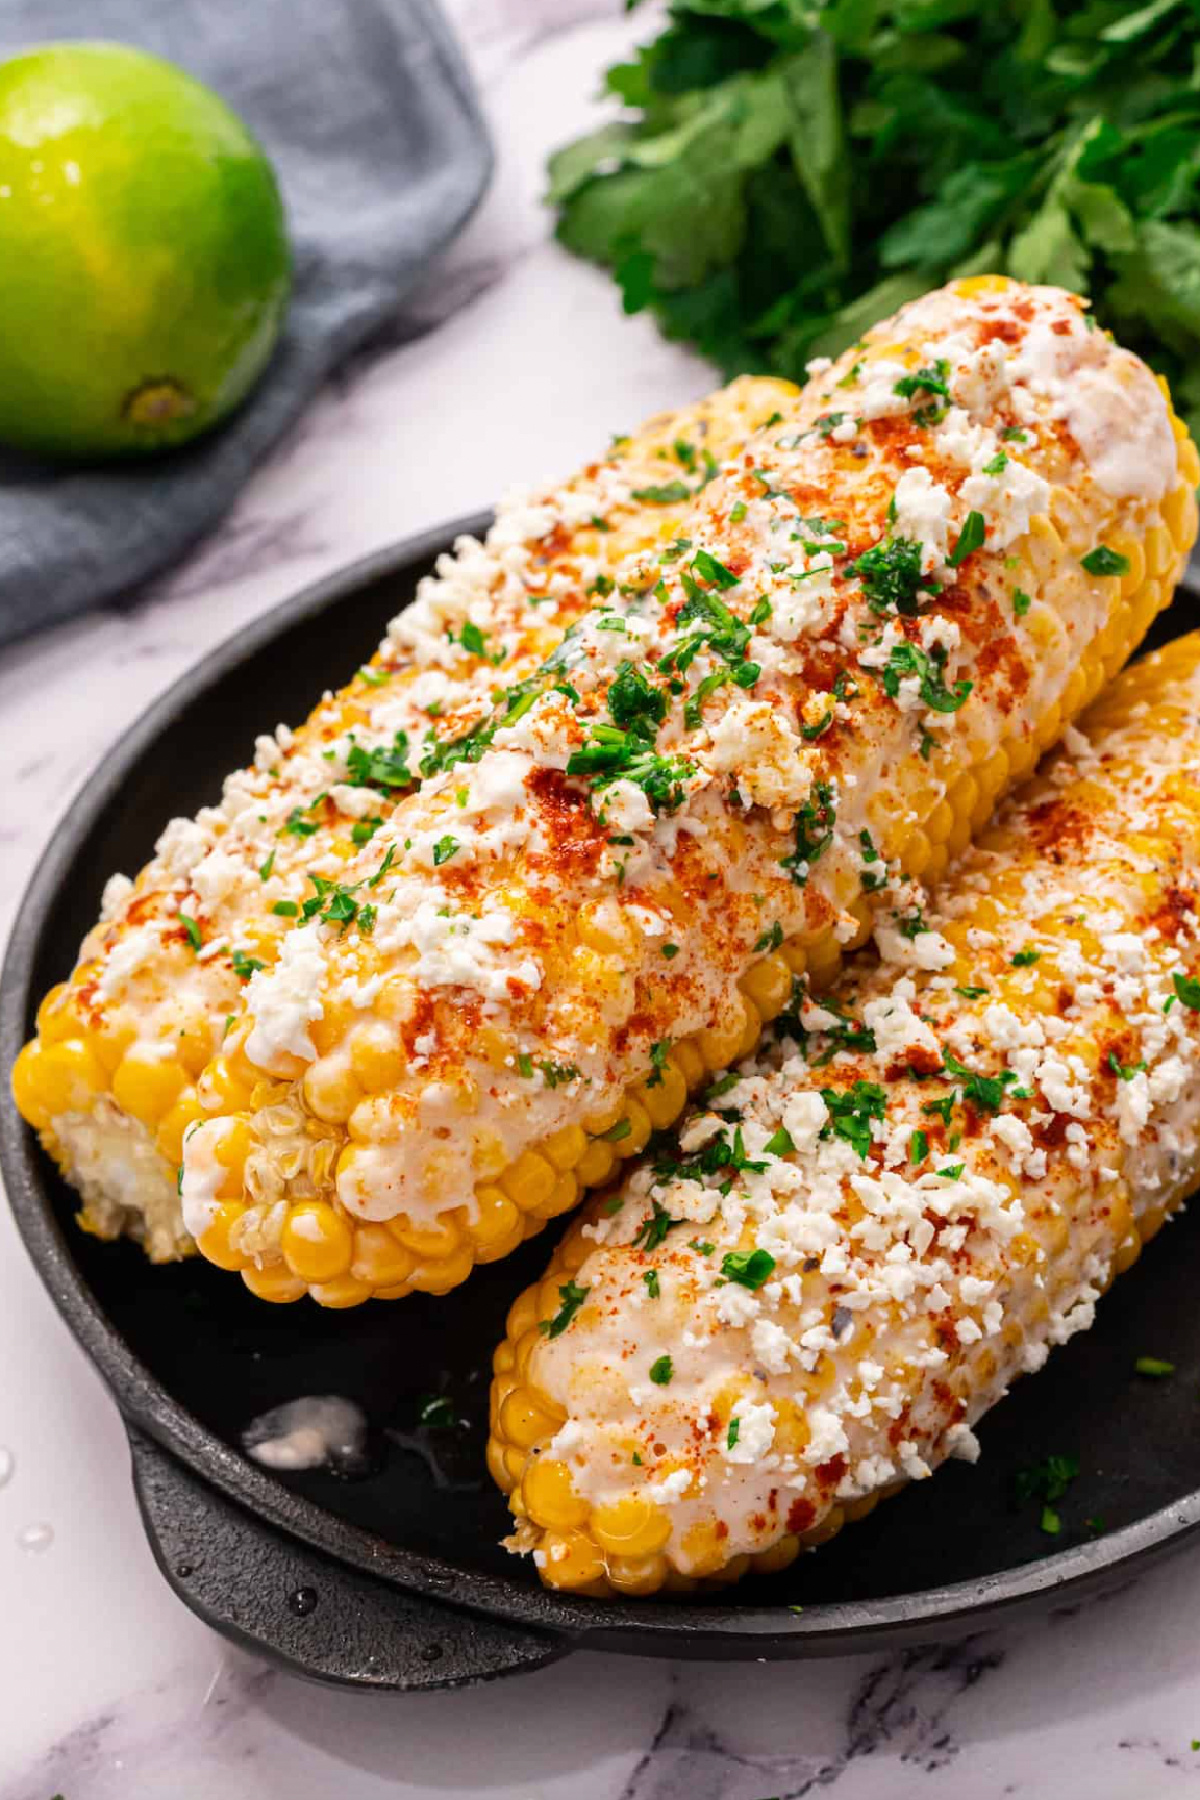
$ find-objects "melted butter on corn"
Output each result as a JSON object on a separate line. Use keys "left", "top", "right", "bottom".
{"left": 12, "top": 377, "right": 793, "bottom": 1260}
{"left": 177, "top": 277, "right": 1198, "bottom": 1306}
{"left": 490, "top": 632, "right": 1200, "bottom": 1595}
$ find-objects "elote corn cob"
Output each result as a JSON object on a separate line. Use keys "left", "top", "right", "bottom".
{"left": 490, "top": 631, "right": 1200, "bottom": 1596}
{"left": 180, "top": 276, "right": 1198, "bottom": 1309}
{"left": 11, "top": 376, "right": 793, "bottom": 1260}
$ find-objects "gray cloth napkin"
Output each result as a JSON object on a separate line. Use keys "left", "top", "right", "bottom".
{"left": 0, "top": 0, "right": 492, "bottom": 645}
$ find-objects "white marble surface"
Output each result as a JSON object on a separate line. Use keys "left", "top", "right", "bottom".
{"left": 4, "top": 5, "right": 1200, "bottom": 1796}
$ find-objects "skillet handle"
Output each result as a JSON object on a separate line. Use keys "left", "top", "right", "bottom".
{"left": 126, "top": 1426, "right": 565, "bottom": 1692}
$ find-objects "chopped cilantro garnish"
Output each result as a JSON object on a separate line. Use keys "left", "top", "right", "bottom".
{"left": 230, "top": 949, "right": 264, "bottom": 980}
{"left": 819, "top": 1080, "right": 887, "bottom": 1159}
{"left": 417, "top": 1394, "right": 463, "bottom": 1430}
{"left": 608, "top": 660, "right": 667, "bottom": 735}
{"left": 1015, "top": 1453, "right": 1079, "bottom": 1531}
{"left": 1134, "top": 1355, "right": 1175, "bottom": 1377}
{"left": 897, "top": 906, "right": 928, "bottom": 940}
{"left": 662, "top": 942, "right": 680, "bottom": 959}
{"left": 762, "top": 1126, "right": 794, "bottom": 1157}
{"left": 272, "top": 899, "right": 299, "bottom": 917}
{"left": 646, "top": 1039, "right": 672, "bottom": 1088}
{"left": 257, "top": 850, "right": 275, "bottom": 882}
{"left": 178, "top": 913, "right": 202, "bottom": 953}
{"left": 649, "top": 1354, "right": 674, "bottom": 1385}
{"left": 729, "top": 499, "right": 748, "bottom": 523}
{"left": 1173, "top": 973, "right": 1200, "bottom": 1010}
{"left": 955, "top": 984, "right": 989, "bottom": 1000}
{"left": 634, "top": 1197, "right": 683, "bottom": 1251}
{"left": 643, "top": 1269, "right": 661, "bottom": 1299}
{"left": 947, "top": 510, "right": 986, "bottom": 567}
{"left": 1108, "top": 1051, "right": 1146, "bottom": 1081}
{"left": 601, "top": 1116, "right": 633, "bottom": 1142}
{"left": 539, "top": 1060, "right": 581, "bottom": 1089}
{"left": 517, "top": 1052, "right": 534, "bottom": 1079}
{"left": 721, "top": 1247, "right": 776, "bottom": 1289}
{"left": 981, "top": 450, "right": 1008, "bottom": 476}
{"left": 1002, "top": 428, "right": 1028, "bottom": 443}
{"left": 941, "top": 1048, "right": 1016, "bottom": 1114}
{"left": 755, "top": 921, "right": 784, "bottom": 953}
{"left": 1013, "top": 588, "right": 1032, "bottom": 618}
{"left": 693, "top": 548, "right": 739, "bottom": 589}
{"left": 727, "top": 1417, "right": 741, "bottom": 1449}
{"left": 540, "top": 1280, "right": 590, "bottom": 1339}
{"left": 878, "top": 641, "right": 972, "bottom": 714}
{"left": 937, "top": 1163, "right": 965, "bottom": 1180}
{"left": 689, "top": 1239, "right": 715, "bottom": 1256}
{"left": 781, "top": 781, "right": 836, "bottom": 886}
{"left": 351, "top": 814, "right": 384, "bottom": 846}
{"left": 1011, "top": 948, "right": 1041, "bottom": 966}
{"left": 358, "top": 664, "right": 390, "bottom": 687}
{"left": 631, "top": 480, "right": 691, "bottom": 504}
{"left": 431, "top": 835, "right": 460, "bottom": 867}
{"left": 455, "top": 620, "right": 490, "bottom": 658}
{"left": 909, "top": 1129, "right": 928, "bottom": 1164}
{"left": 893, "top": 361, "right": 950, "bottom": 404}
{"left": 281, "top": 805, "right": 320, "bottom": 838}
{"left": 1081, "top": 545, "right": 1130, "bottom": 577}
{"left": 346, "top": 731, "right": 413, "bottom": 792}
{"left": 851, "top": 537, "right": 935, "bottom": 617}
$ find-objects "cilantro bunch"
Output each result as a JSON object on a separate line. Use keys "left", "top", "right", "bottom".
{"left": 550, "top": 0, "right": 1200, "bottom": 433}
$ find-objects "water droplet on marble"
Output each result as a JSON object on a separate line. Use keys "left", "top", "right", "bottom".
{"left": 18, "top": 1522, "right": 52, "bottom": 1553}
{"left": 0, "top": 1447, "right": 14, "bottom": 1489}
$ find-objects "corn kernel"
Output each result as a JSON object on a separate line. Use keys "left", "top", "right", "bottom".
{"left": 500, "top": 1149, "right": 558, "bottom": 1212}
{"left": 12, "top": 1038, "right": 105, "bottom": 1128}
{"left": 522, "top": 1457, "right": 590, "bottom": 1531}
{"left": 155, "top": 1091, "right": 204, "bottom": 1164}
{"left": 408, "top": 1244, "right": 476, "bottom": 1295}
{"left": 348, "top": 1024, "right": 406, "bottom": 1093}
{"left": 612, "top": 1098, "right": 652, "bottom": 1159}
{"left": 470, "top": 1185, "right": 524, "bottom": 1260}
{"left": 302, "top": 1058, "right": 361, "bottom": 1124}
{"left": 310, "top": 1273, "right": 373, "bottom": 1309}
{"left": 543, "top": 1124, "right": 587, "bottom": 1172}
{"left": 538, "top": 1529, "right": 606, "bottom": 1591}
{"left": 198, "top": 1201, "right": 251, "bottom": 1272}
{"left": 241, "top": 1264, "right": 307, "bottom": 1304}
{"left": 591, "top": 1494, "right": 673, "bottom": 1557}
{"left": 606, "top": 1552, "right": 670, "bottom": 1596}
{"left": 498, "top": 1387, "right": 566, "bottom": 1449}
{"left": 576, "top": 1138, "right": 618, "bottom": 1189}
{"left": 281, "top": 1199, "right": 354, "bottom": 1283}
{"left": 350, "top": 1223, "right": 415, "bottom": 1288}
{"left": 739, "top": 951, "right": 792, "bottom": 1021}
{"left": 390, "top": 1209, "right": 465, "bottom": 1258}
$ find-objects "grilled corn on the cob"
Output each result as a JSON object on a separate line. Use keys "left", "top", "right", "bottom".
{"left": 179, "top": 277, "right": 1197, "bottom": 1308}
{"left": 11, "top": 376, "right": 794, "bottom": 1260}
{"left": 490, "top": 631, "right": 1200, "bottom": 1596}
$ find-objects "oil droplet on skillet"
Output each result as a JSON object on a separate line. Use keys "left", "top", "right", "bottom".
{"left": 288, "top": 1586, "right": 319, "bottom": 1617}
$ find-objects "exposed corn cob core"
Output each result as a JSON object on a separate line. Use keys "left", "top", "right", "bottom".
{"left": 490, "top": 632, "right": 1200, "bottom": 1597}
{"left": 11, "top": 378, "right": 792, "bottom": 1263}
{"left": 177, "top": 277, "right": 1197, "bottom": 1309}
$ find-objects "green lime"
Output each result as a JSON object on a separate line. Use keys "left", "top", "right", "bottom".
{"left": 0, "top": 41, "right": 291, "bottom": 459}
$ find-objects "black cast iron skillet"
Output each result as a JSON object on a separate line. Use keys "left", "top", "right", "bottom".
{"left": 4, "top": 521, "right": 1200, "bottom": 1693}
